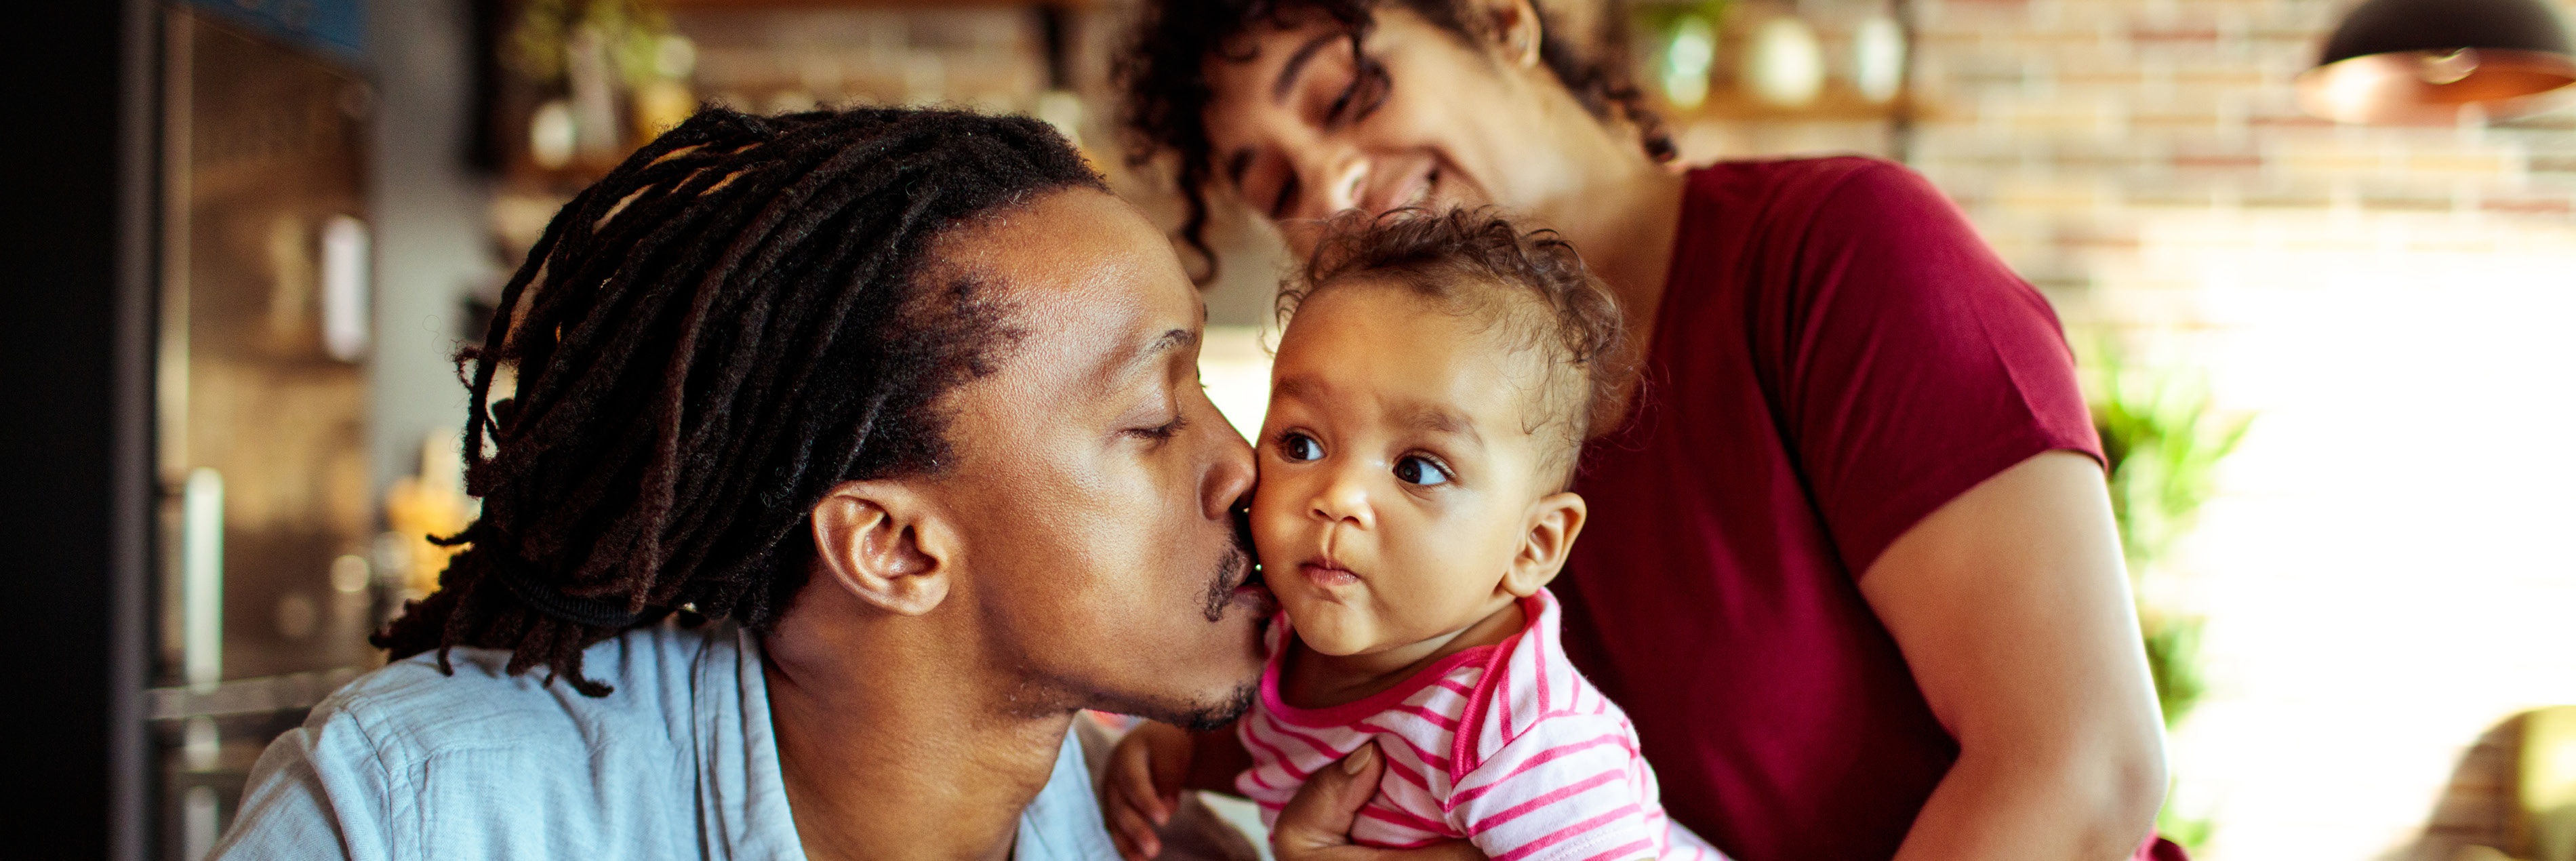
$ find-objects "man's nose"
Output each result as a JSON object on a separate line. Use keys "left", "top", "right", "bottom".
{"left": 1199, "top": 400, "right": 1257, "bottom": 523}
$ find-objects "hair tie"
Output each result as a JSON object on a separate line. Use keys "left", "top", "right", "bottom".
{"left": 490, "top": 564, "right": 647, "bottom": 629}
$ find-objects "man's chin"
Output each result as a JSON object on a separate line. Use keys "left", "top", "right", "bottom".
{"left": 1089, "top": 662, "right": 1262, "bottom": 732}
{"left": 1157, "top": 680, "right": 1259, "bottom": 732}
{"left": 1142, "top": 635, "right": 1266, "bottom": 730}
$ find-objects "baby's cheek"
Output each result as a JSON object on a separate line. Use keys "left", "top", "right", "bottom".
{"left": 1370, "top": 561, "right": 1478, "bottom": 635}
{"left": 1247, "top": 485, "right": 1304, "bottom": 563}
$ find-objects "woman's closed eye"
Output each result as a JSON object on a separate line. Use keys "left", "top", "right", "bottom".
{"left": 1264, "top": 47, "right": 1390, "bottom": 218}
{"left": 1392, "top": 454, "right": 1451, "bottom": 487}
{"left": 1326, "top": 52, "right": 1390, "bottom": 130}
{"left": 1270, "top": 170, "right": 1303, "bottom": 220}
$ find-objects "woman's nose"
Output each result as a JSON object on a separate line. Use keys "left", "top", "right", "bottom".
{"left": 1289, "top": 146, "right": 1370, "bottom": 219}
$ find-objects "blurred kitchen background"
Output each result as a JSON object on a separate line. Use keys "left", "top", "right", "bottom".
{"left": 8, "top": 0, "right": 2575, "bottom": 859}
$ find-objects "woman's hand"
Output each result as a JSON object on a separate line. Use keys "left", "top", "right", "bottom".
{"left": 1271, "top": 743, "right": 1487, "bottom": 861}
{"left": 1100, "top": 721, "right": 1196, "bottom": 861}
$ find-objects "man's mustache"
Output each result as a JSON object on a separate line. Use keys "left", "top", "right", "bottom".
{"left": 1199, "top": 504, "right": 1260, "bottom": 622}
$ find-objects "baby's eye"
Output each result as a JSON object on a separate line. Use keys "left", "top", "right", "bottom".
{"left": 1278, "top": 433, "right": 1323, "bottom": 462}
{"left": 1393, "top": 455, "right": 1450, "bottom": 487}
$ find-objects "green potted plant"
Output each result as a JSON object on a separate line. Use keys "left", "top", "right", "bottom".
{"left": 2084, "top": 336, "right": 2253, "bottom": 852}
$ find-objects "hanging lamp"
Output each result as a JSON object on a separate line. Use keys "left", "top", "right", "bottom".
{"left": 2295, "top": 0, "right": 2576, "bottom": 124}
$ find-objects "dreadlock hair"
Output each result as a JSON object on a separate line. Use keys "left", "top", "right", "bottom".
{"left": 1281, "top": 207, "right": 1629, "bottom": 489}
{"left": 372, "top": 106, "right": 1106, "bottom": 696}
{"left": 1115, "top": 0, "right": 1674, "bottom": 282}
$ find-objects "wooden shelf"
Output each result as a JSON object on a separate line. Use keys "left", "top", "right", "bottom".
{"left": 1664, "top": 86, "right": 1931, "bottom": 123}
{"left": 660, "top": 0, "right": 1100, "bottom": 9}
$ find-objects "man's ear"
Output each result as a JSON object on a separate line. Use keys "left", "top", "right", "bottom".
{"left": 1501, "top": 492, "right": 1586, "bottom": 597}
{"left": 1474, "top": 0, "right": 1546, "bottom": 68}
{"left": 809, "top": 480, "right": 954, "bottom": 616}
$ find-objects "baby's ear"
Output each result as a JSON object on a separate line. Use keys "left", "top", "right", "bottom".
{"left": 1502, "top": 492, "right": 1588, "bottom": 597}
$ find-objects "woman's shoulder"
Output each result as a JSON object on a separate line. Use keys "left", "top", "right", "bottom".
{"left": 1682, "top": 155, "right": 1952, "bottom": 239}
{"left": 1694, "top": 152, "right": 1894, "bottom": 178}
{"left": 1666, "top": 154, "right": 2006, "bottom": 310}
{"left": 1687, "top": 154, "right": 1926, "bottom": 198}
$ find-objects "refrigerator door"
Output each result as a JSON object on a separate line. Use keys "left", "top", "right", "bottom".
{"left": 152, "top": 9, "right": 377, "bottom": 856}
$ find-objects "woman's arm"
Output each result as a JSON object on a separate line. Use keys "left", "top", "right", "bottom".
{"left": 1860, "top": 450, "right": 2167, "bottom": 860}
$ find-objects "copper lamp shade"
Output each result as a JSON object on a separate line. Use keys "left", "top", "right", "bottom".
{"left": 2297, "top": 0, "right": 2576, "bottom": 124}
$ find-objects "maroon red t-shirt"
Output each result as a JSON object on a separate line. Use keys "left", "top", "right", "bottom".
{"left": 1558, "top": 157, "right": 2104, "bottom": 861}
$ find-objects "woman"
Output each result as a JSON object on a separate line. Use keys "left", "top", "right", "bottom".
{"left": 1116, "top": 2, "right": 2177, "bottom": 860}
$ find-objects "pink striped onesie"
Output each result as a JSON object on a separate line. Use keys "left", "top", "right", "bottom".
{"left": 1236, "top": 588, "right": 1724, "bottom": 861}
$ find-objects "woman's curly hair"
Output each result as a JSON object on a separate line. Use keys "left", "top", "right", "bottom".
{"left": 1281, "top": 207, "right": 1630, "bottom": 486}
{"left": 1116, "top": 0, "right": 1675, "bottom": 283}
{"left": 373, "top": 106, "right": 1106, "bottom": 696}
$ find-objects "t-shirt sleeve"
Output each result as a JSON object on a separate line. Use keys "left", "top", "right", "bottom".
{"left": 1445, "top": 715, "right": 1661, "bottom": 861}
{"left": 1758, "top": 161, "right": 2101, "bottom": 576}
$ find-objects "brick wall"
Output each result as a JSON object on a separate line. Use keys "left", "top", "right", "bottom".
{"left": 1910, "top": 0, "right": 2574, "bottom": 306}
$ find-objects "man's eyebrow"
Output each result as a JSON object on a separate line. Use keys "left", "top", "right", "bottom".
{"left": 1118, "top": 327, "right": 1199, "bottom": 378}
{"left": 1099, "top": 326, "right": 1199, "bottom": 393}
{"left": 1150, "top": 327, "right": 1198, "bottom": 356}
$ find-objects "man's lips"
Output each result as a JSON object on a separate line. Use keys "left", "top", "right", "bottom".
{"left": 1224, "top": 553, "right": 1275, "bottom": 614}
{"left": 1218, "top": 504, "right": 1273, "bottom": 615}
{"left": 1228, "top": 576, "right": 1277, "bottom": 618}
{"left": 1230, "top": 561, "right": 1269, "bottom": 595}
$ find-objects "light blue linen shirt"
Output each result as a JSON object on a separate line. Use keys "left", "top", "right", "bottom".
{"left": 215, "top": 618, "right": 1118, "bottom": 860}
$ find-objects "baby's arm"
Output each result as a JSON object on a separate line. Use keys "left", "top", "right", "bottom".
{"left": 1099, "top": 721, "right": 1262, "bottom": 861}
{"left": 1101, "top": 721, "right": 1194, "bottom": 861}
{"left": 1447, "top": 715, "right": 1662, "bottom": 861}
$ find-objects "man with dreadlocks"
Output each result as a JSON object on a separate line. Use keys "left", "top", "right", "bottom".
{"left": 214, "top": 106, "right": 1281, "bottom": 860}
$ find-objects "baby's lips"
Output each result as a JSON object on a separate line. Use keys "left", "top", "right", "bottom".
{"left": 1298, "top": 559, "right": 1364, "bottom": 588}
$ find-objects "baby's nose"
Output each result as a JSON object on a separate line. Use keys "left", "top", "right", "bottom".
{"left": 1310, "top": 477, "right": 1375, "bottom": 529}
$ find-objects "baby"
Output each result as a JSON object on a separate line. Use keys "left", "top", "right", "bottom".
{"left": 1102, "top": 209, "right": 1720, "bottom": 861}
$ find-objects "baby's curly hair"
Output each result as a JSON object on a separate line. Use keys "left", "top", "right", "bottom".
{"left": 1279, "top": 207, "right": 1629, "bottom": 487}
